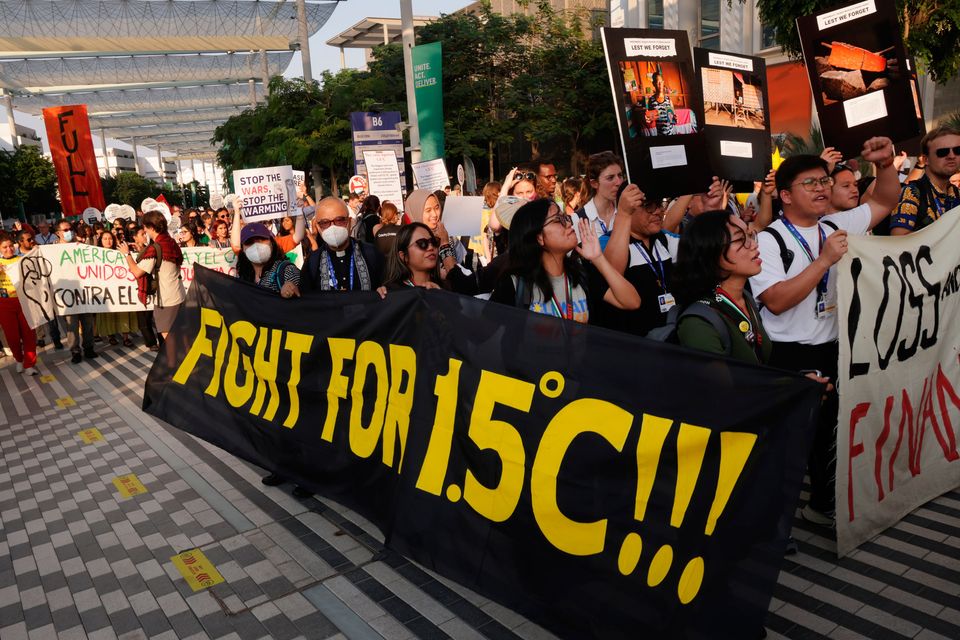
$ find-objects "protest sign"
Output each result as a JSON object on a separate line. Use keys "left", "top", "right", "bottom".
{"left": 292, "top": 170, "right": 305, "bottom": 189}
{"left": 145, "top": 266, "right": 821, "bottom": 639}
{"left": 350, "top": 111, "right": 405, "bottom": 183}
{"left": 363, "top": 150, "right": 405, "bottom": 212}
{"left": 14, "top": 245, "right": 238, "bottom": 327}
{"left": 285, "top": 245, "right": 304, "bottom": 269}
{"left": 694, "top": 48, "right": 772, "bottom": 191}
{"left": 439, "top": 196, "right": 484, "bottom": 237}
{"left": 836, "top": 210, "right": 960, "bottom": 556}
{"left": 233, "top": 165, "right": 295, "bottom": 222}
{"left": 411, "top": 158, "right": 451, "bottom": 193}
{"left": 601, "top": 28, "right": 710, "bottom": 198}
{"left": 41, "top": 105, "right": 106, "bottom": 216}
{"left": 797, "top": 0, "right": 923, "bottom": 159}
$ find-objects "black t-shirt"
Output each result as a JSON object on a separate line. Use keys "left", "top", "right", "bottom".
{"left": 374, "top": 224, "right": 400, "bottom": 256}
{"left": 594, "top": 235, "right": 675, "bottom": 336}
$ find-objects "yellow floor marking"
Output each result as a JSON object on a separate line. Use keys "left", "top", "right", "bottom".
{"left": 112, "top": 473, "right": 148, "bottom": 498}
{"left": 78, "top": 428, "right": 104, "bottom": 444}
{"left": 39, "top": 374, "right": 55, "bottom": 383}
{"left": 55, "top": 396, "right": 76, "bottom": 408}
{"left": 171, "top": 549, "right": 225, "bottom": 591}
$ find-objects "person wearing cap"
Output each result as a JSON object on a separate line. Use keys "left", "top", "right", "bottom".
{"left": 236, "top": 223, "right": 300, "bottom": 298}
{"left": 300, "top": 197, "right": 383, "bottom": 292}
{"left": 119, "top": 210, "right": 185, "bottom": 342}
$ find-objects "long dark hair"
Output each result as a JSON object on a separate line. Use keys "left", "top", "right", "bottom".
{"left": 236, "top": 237, "right": 286, "bottom": 283}
{"left": 671, "top": 210, "right": 734, "bottom": 306}
{"left": 359, "top": 195, "right": 381, "bottom": 217}
{"left": 382, "top": 222, "right": 443, "bottom": 288}
{"left": 504, "top": 198, "right": 585, "bottom": 301}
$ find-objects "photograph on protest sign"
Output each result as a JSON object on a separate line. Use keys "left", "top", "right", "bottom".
{"left": 601, "top": 28, "right": 710, "bottom": 198}
{"left": 695, "top": 48, "right": 772, "bottom": 190}
{"left": 797, "top": 0, "right": 922, "bottom": 158}
{"left": 232, "top": 165, "right": 294, "bottom": 223}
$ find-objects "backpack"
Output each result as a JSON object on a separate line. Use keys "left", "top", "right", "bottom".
{"left": 269, "top": 259, "right": 292, "bottom": 291}
{"left": 353, "top": 212, "right": 379, "bottom": 243}
{"left": 760, "top": 218, "right": 838, "bottom": 272}
{"left": 647, "top": 301, "right": 732, "bottom": 355}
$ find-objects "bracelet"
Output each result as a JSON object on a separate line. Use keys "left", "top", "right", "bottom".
{"left": 438, "top": 244, "right": 456, "bottom": 262}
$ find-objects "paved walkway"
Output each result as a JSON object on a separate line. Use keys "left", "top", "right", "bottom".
{"left": 0, "top": 342, "right": 959, "bottom": 640}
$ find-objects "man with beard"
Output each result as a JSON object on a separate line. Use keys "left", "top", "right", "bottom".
{"left": 891, "top": 125, "right": 960, "bottom": 234}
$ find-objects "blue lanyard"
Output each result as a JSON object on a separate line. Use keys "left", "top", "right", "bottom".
{"left": 326, "top": 249, "right": 355, "bottom": 291}
{"left": 781, "top": 217, "right": 828, "bottom": 295}
{"left": 597, "top": 218, "right": 609, "bottom": 235}
{"left": 931, "top": 187, "right": 960, "bottom": 218}
{"left": 632, "top": 239, "right": 667, "bottom": 292}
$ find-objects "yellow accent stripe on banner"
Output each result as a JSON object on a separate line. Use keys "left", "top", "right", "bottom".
{"left": 112, "top": 473, "right": 147, "bottom": 498}
{"left": 78, "top": 428, "right": 104, "bottom": 444}
{"left": 170, "top": 549, "right": 224, "bottom": 591}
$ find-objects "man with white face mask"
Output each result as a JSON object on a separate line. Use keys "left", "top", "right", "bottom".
{"left": 300, "top": 197, "right": 383, "bottom": 292}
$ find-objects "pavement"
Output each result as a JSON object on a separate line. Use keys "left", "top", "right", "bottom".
{"left": 1, "top": 341, "right": 959, "bottom": 640}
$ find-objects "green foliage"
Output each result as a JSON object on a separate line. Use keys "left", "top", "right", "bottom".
{"left": 0, "top": 145, "right": 59, "bottom": 218}
{"left": 101, "top": 172, "right": 179, "bottom": 210}
{"left": 214, "top": 1, "right": 618, "bottom": 190}
{"left": 749, "top": 0, "right": 960, "bottom": 83}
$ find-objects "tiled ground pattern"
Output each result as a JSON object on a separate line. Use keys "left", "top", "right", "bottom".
{"left": 0, "top": 343, "right": 959, "bottom": 640}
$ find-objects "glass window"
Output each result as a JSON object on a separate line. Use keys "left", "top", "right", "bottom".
{"left": 700, "top": 0, "right": 720, "bottom": 50}
{"left": 761, "top": 24, "right": 777, "bottom": 50}
{"left": 647, "top": 0, "right": 664, "bottom": 29}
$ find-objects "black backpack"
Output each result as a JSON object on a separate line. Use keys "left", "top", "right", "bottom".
{"left": 647, "top": 302, "right": 733, "bottom": 355}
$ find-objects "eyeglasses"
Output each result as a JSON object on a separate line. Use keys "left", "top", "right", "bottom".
{"left": 792, "top": 176, "right": 834, "bottom": 192}
{"left": 934, "top": 146, "right": 960, "bottom": 158}
{"left": 641, "top": 198, "right": 667, "bottom": 214}
{"left": 515, "top": 172, "right": 536, "bottom": 182}
{"left": 410, "top": 237, "right": 440, "bottom": 250}
{"left": 316, "top": 216, "right": 349, "bottom": 230}
{"left": 732, "top": 230, "right": 759, "bottom": 249}
{"left": 543, "top": 214, "right": 573, "bottom": 228}
{"left": 541, "top": 173, "right": 558, "bottom": 181}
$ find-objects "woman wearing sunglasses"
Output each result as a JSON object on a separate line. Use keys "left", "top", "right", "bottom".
{"left": 490, "top": 198, "right": 639, "bottom": 323}
{"left": 379, "top": 223, "right": 477, "bottom": 294}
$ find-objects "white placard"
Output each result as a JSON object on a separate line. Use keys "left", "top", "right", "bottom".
{"left": 650, "top": 145, "right": 688, "bottom": 169}
{"left": 234, "top": 165, "right": 295, "bottom": 222}
{"left": 438, "top": 196, "right": 484, "bottom": 237}
{"left": 624, "top": 38, "right": 676, "bottom": 58}
{"left": 720, "top": 140, "right": 754, "bottom": 159}
{"left": 708, "top": 53, "right": 754, "bottom": 73}
{"left": 843, "top": 90, "right": 888, "bottom": 128}
{"left": 292, "top": 170, "right": 305, "bottom": 187}
{"left": 817, "top": 0, "right": 877, "bottom": 30}
{"left": 412, "top": 158, "right": 451, "bottom": 193}
{"left": 363, "top": 150, "right": 405, "bottom": 212}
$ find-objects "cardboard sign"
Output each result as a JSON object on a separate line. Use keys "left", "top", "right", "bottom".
{"left": 412, "top": 158, "right": 451, "bottom": 193}
{"left": 601, "top": 28, "right": 711, "bottom": 198}
{"left": 362, "top": 150, "right": 405, "bottom": 212}
{"left": 797, "top": 0, "right": 923, "bottom": 158}
{"left": 694, "top": 48, "right": 772, "bottom": 191}
{"left": 233, "top": 165, "right": 295, "bottom": 222}
{"left": 439, "top": 196, "right": 484, "bottom": 237}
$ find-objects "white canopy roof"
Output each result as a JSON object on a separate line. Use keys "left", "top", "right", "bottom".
{"left": 88, "top": 107, "right": 245, "bottom": 129}
{"left": 12, "top": 83, "right": 263, "bottom": 116}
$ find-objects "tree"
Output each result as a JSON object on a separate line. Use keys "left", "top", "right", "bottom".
{"left": 103, "top": 172, "right": 169, "bottom": 209}
{"left": 0, "top": 145, "right": 59, "bottom": 218}
{"left": 750, "top": 0, "right": 960, "bottom": 83}
{"left": 505, "top": 1, "right": 615, "bottom": 174}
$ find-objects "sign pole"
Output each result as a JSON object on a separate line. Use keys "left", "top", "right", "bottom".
{"left": 400, "top": 0, "right": 421, "bottom": 165}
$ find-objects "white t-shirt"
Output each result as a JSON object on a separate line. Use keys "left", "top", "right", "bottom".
{"left": 138, "top": 258, "right": 186, "bottom": 308}
{"left": 750, "top": 205, "right": 871, "bottom": 345}
{"left": 628, "top": 232, "right": 680, "bottom": 266}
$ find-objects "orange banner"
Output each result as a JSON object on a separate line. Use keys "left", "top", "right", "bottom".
{"left": 42, "top": 105, "right": 105, "bottom": 216}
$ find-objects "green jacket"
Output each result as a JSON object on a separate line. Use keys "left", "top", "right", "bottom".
{"left": 677, "top": 300, "right": 772, "bottom": 365}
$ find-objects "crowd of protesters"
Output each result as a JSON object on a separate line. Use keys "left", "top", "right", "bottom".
{"left": 2, "top": 124, "right": 959, "bottom": 531}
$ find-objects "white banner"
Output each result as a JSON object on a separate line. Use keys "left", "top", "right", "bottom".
{"left": 836, "top": 210, "right": 960, "bottom": 556}
{"left": 363, "top": 150, "right": 405, "bottom": 211}
{"left": 14, "top": 245, "right": 237, "bottom": 327}
{"left": 234, "top": 165, "right": 295, "bottom": 222}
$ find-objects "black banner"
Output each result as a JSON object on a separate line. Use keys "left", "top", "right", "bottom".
{"left": 144, "top": 267, "right": 822, "bottom": 639}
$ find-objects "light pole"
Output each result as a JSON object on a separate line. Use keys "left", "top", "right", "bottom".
{"left": 400, "top": 0, "right": 421, "bottom": 165}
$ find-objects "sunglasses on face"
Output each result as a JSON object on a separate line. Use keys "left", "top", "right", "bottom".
{"left": 934, "top": 146, "right": 960, "bottom": 158}
{"left": 792, "top": 176, "right": 834, "bottom": 192}
{"left": 410, "top": 237, "right": 440, "bottom": 251}
{"left": 543, "top": 214, "right": 573, "bottom": 228}
{"left": 316, "top": 216, "right": 349, "bottom": 230}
